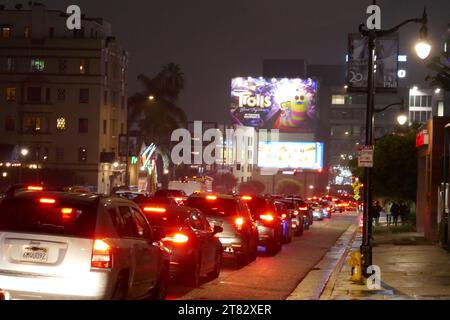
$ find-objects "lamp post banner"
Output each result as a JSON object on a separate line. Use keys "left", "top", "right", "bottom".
{"left": 347, "top": 33, "right": 399, "bottom": 92}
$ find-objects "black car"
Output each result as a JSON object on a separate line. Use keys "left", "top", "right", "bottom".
{"left": 241, "top": 195, "right": 283, "bottom": 255}
{"left": 186, "top": 194, "right": 259, "bottom": 267}
{"left": 141, "top": 204, "right": 223, "bottom": 287}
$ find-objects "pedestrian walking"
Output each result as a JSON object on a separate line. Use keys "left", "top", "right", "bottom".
{"left": 385, "top": 201, "right": 393, "bottom": 226}
{"left": 370, "top": 201, "right": 382, "bottom": 226}
{"left": 391, "top": 202, "right": 399, "bottom": 226}
{"left": 400, "top": 202, "right": 409, "bottom": 225}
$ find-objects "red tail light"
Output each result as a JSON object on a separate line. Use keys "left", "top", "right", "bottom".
{"left": 164, "top": 233, "right": 189, "bottom": 244}
{"left": 39, "top": 198, "right": 56, "bottom": 204}
{"left": 299, "top": 206, "right": 308, "bottom": 211}
{"left": 241, "top": 195, "right": 252, "bottom": 201}
{"left": 143, "top": 206, "right": 166, "bottom": 213}
{"left": 235, "top": 217, "right": 244, "bottom": 230}
{"left": 260, "top": 214, "right": 274, "bottom": 222}
{"left": 28, "top": 185, "right": 43, "bottom": 191}
{"left": 91, "top": 239, "right": 112, "bottom": 269}
{"left": 61, "top": 208, "right": 74, "bottom": 220}
{"left": 206, "top": 195, "right": 217, "bottom": 201}
{"left": 293, "top": 210, "right": 299, "bottom": 216}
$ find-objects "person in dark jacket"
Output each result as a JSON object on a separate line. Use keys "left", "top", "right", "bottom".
{"left": 391, "top": 202, "right": 399, "bottom": 226}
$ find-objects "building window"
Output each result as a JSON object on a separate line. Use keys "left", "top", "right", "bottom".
{"left": 6, "top": 58, "right": 15, "bottom": 72}
{"left": 121, "top": 96, "right": 125, "bottom": 109}
{"left": 56, "top": 117, "right": 66, "bottom": 131}
{"left": 111, "top": 91, "right": 117, "bottom": 107}
{"left": 103, "top": 91, "right": 108, "bottom": 105}
{"left": 5, "top": 88, "right": 16, "bottom": 102}
{"left": 110, "top": 119, "right": 117, "bottom": 136}
{"left": 438, "top": 101, "right": 444, "bottom": 117}
{"left": 78, "top": 148, "right": 88, "bottom": 162}
{"left": 58, "top": 59, "right": 67, "bottom": 73}
{"left": 104, "top": 61, "right": 109, "bottom": 76}
{"left": 56, "top": 148, "right": 64, "bottom": 162}
{"left": 120, "top": 123, "right": 124, "bottom": 134}
{"left": 31, "top": 59, "right": 45, "bottom": 72}
{"left": 23, "top": 115, "right": 43, "bottom": 133}
{"left": 27, "top": 87, "right": 42, "bottom": 103}
{"left": 5, "top": 116, "right": 15, "bottom": 131}
{"left": 79, "top": 88, "right": 89, "bottom": 103}
{"left": 79, "top": 59, "right": 89, "bottom": 74}
{"left": 1, "top": 26, "right": 11, "bottom": 39}
{"left": 78, "top": 118, "right": 88, "bottom": 133}
{"left": 24, "top": 27, "right": 31, "bottom": 38}
{"left": 332, "top": 95, "right": 346, "bottom": 105}
{"left": 57, "top": 88, "right": 66, "bottom": 102}
{"left": 49, "top": 27, "right": 54, "bottom": 38}
{"left": 103, "top": 119, "right": 107, "bottom": 134}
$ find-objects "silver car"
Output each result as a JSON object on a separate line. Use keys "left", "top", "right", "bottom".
{"left": 0, "top": 190, "right": 170, "bottom": 300}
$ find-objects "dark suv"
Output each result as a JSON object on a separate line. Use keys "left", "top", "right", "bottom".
{"left": 241, "top": 195, "right": 283, "bottom": 255}
{"left": 185, "top": 193, "right": 258, "bottom": 266}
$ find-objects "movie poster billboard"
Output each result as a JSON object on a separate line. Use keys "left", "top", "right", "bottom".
{"left": 347, "top": 33, "right": 399, "bottom": 92}
{"left": 230, "top": 77, "right": 317, "bottom": 133}
{"left": 257, "top": 141, "right": 323, "bottom": 170}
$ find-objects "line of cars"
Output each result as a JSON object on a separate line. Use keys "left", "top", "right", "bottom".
{"left": 0, "top": 185, "right": 326, "bottom": 300}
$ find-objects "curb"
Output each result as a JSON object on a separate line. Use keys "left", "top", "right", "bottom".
{"left": 286, "top": 218, "right": 359, "bottom": 300}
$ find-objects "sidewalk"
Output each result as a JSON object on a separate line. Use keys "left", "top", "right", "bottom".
{"left": 320, "top": 228, "right": 450, "bottom": 300}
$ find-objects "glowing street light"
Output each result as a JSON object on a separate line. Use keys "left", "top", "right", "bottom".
{"left": 148, "top": 95, "right": 155, "bottom": 101}
{"left": 21, "top": 148, "right": 29, "bottom": 156}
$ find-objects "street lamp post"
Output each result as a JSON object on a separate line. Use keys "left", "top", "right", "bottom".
{"left": 358, "top": 7, "right": 429, "bottom": 277}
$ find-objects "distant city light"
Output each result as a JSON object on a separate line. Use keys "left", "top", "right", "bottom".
{"left": 398, "top": 69, "right": 406, "bottom": 78}
{"left": 435, "top": 88, "right": 441, "bottom": 94}
{"left": 398, "top": 55, "right": 408, "bottom": 62}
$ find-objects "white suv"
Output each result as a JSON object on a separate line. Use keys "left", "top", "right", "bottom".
{"left": 0, "top": 190, "right": 170, "bottom": 300}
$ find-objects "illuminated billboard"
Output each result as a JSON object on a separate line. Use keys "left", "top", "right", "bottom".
{"left": 231, "top": 77, "right": 317, "bottom": 132}
{"left": 257, "top": 141, "right": 323, "bottom": 170}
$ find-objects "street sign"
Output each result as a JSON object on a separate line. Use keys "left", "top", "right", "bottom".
{"left": 358, "top": 145, "right": 374, "bottom": 168}
{"left": 354, "top": 194, "right": 361, "bottom": 200}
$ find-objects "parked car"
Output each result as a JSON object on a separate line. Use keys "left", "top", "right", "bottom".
{"left": 185, "top": 193, "right": 258, "bottom": 266}
{"left": 240, "top": 194, "right": 283, "bottom": 255}
{"left": 319, "top": 200, "right": 332, "bottom": 218}
{"left": 141, "top": 204, "right": 223, "bottom": 287}
{"left": 0, "top": 190, "right": 170, "bottom": 300}
{"left": 274, "top": 201, "right": 293, "bottom": 243}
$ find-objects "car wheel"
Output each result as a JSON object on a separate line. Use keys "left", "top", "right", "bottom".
{"left": 185, "top": 255, "right": 202, "bottom": 287}
{"left": 249, "top": 241, "right": 258, "bottom": 261}
{"left": 207, "top": 249, "right": 222, "bottom": 280}
{"left": 111, "top": 272, "right": 128, "bottom": 300}
{"left": 149, "top": 265, "right": 169, "bottom": 300}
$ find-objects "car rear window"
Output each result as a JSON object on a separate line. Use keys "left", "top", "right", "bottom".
{"left": 186, "top": 197, "right": 237, "bottom": 217}
{"left": 154, "top": 190, "right": 185, "bottom": 197}
{"left": 134, "top": 196, "right": 176, "bottom": 206}
{"left": 245, "top": 198, "right": 270, "bottom": 215}
{"left": 0, "top": 197, "right": 98, "bottom": 238}
{"left": 143, "top": 210, "right": 187, "bottom": 228}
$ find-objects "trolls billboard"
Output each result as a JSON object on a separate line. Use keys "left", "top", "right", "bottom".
{"left": 230, "top": 77, "right": 317, "bottom": 133}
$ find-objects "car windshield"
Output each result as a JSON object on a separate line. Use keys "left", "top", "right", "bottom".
{"left": 0, "top": 196, "right": 98, "bottom": 238}
{"left": 186, "top": 197, "right": 237, "bottom": 217}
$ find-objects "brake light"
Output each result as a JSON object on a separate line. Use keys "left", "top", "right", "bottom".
{"left": 39, "top": 198, "right": 56, "bottom": 204}
{"left": 241, "top": 195, "right": 252, "bottom": 201}
{"left": 235, "top": 217, "right": 244, "bottom": 230}
{"left": 143, "top": 206, "right": 166, "bottom": 213}
{"left": 281, "top": 214, "right": 287, "bottom": 219}
{"left": 61, "top": 208, "right": 74, "bottom": 220}
{"left": 206, "top": 195, "right": 217, "bottom": 201}
{"left": 28, "top": 185, "right": 43, "bottom": 191}
{"left": 293, "top": 210, "right": 299, "bottom": 216}
{"left": 260, "top": 214, "right": 274, "bottom": 222}
{"left": 91, "top": 239, "right": 112, "bottom": 269}
{"left": 299, "top": 206, "right": 308, "bottom": 211}
{"left": 174, "top": 197, "right": 183, "bottom": 203}
{"left": 164, "top": 233, "right": 189, "bottom": 244}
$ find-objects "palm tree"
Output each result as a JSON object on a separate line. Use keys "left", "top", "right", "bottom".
{"left": 128, "top": 63, "right": 187, "bottom": 147}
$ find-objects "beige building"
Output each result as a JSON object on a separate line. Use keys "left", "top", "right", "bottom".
{"left": 0, "top": 3, "right": 128, "bottom": 194}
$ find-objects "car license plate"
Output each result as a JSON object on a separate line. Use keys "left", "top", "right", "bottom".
{"left": 21, "top": 247, "right": 48, "bottom": 263}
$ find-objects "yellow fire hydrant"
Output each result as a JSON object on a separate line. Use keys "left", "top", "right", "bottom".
{"left": 347, "top": 251, "right": 362, "bottom": 282}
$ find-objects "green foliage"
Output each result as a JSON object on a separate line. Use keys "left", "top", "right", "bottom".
{"left": 275, "top": 179, "right": 302, "bottom": 195}
{"left": 425, "top": 51, "right": 450, "bottom": 91}
{"left": 212, "top": 173, "right": 238, "bottom": 194}
{"left": 350, "top": 129, "right": 417, "bottom": 202}
{"left": 239, "top": 180, "right": 266, "bottom": 194}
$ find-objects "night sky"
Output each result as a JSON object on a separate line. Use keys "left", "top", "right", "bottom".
{"left": 14, "top": 0, "right": 450, "bottom": 122}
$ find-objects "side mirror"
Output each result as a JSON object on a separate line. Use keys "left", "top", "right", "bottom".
{"left": 213, "top": 225, "right": 223, "bottom": 234}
